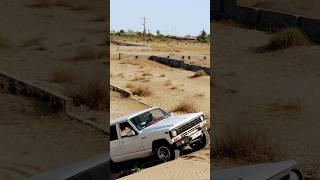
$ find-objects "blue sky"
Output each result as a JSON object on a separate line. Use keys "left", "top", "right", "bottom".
{"left": 110, "top": 0, "right": 210, "bottom": 36}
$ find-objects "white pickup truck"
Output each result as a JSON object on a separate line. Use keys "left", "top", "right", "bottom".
{"left": 110, "top": 107, "right": 209, "bottom": 163}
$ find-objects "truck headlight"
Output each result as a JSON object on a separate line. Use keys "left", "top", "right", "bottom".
{"left": 200, "top": 116, "right": 204, "bottom": 121}
{"left": 170, "top": 130, "right": 177, "bottom": 137}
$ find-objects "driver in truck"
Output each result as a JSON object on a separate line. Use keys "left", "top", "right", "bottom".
{"left": 120, "top": 122, "right": 134, "bottom": 137}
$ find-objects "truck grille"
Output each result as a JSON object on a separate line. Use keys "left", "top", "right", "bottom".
{"left": 176, "top": 117, "right": 202, "bottom": 135}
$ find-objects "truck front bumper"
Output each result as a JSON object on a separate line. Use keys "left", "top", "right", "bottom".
{"left": 174, "top": 127, "right": 207, "bottom": 147}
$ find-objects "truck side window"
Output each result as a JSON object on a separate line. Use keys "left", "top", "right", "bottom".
{"left": 110, "top": 125, "right": 118, "bottom": 141}
{"left": 119, "top": 122, "right": 136, "bottom": 138}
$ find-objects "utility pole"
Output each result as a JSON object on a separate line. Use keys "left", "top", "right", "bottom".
{"left": 142, "top": 17, "right": 146, "bottom": 36}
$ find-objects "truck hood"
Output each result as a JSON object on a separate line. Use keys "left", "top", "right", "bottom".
{"left": 141, "top": 112, "right": 203, "bottom": 133}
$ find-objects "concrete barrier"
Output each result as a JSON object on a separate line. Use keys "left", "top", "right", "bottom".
{"left": 110, "top": 85, "right": 132, "bottom": 97}
{"left": 118, "top": 53, "right": 151, "bottom": 60}
{"left": 190, "top": 65, "right": 205, "bottom": 72}
{"left": 257, "top": 9, "right": 298, "bottom": 31}
{"left": 0, "top": 71, "right": 73, "bottom": 112}
{"left": 298, "top": 17, "right": 320, "bottom": 43}
{"left": 149, "top": 56, "right": 210, "bottom": 75}
{"left": 111, "top": 40, "right": 144, "bottom": 46}
{"left": 168, "top": 59, "right": 182, "bottom": 68}
{"left": 235, "top": 6, "right": 259, "bottom": 28}
{"left": 180, "top": 62, "right": 192, "bottom": 71}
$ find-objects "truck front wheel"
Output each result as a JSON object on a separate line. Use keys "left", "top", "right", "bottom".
{"left": 154, "top": 143, "right": 179, "bottom": 162}
{"left": 191, "top": 129, "right": 210, "bottom": 151}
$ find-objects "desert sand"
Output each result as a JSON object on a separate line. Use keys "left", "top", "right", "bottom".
{"left": 0, "top": 1, "right": 107, "bottom": 179}
{"left": 0, "top": 94, "right": 106, "bottom": 180}
{"left": 119, "top": 149, "right": 210, "bottom": 180}
{"left": 213, "top": 20, "right": 320, "bottom": 177}
{"left": 111, "top": 36, "right": 210, "bottom": 67}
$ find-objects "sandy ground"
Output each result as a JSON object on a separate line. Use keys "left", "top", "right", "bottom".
{"left": 110, "top": 58, "right": 210, "bottom": 121}
{"left": 0, "top": 0, "right": 106, "bottom": 108}
{"left": 0, "top": 94, "right": 107, "bottom": 180}
{"left": 111, "top": 36, "right": 210, "bottom": 67}
{"left": 110, "top": 39, "right": 210, "bottom": 179}
{"left": 110, "top": 91, "right": 210, "bottom": 179}
{"left": 119, "top": 148, "right": 210, "bottom": 180}
{"left": 213, "top": 21, "right": 320, "bottom": 176}
{"left": 239, "top": 0, "right": 320, "bottom": 18}
{"left": 110, "top": 91, "right": 150, "bottom": 120}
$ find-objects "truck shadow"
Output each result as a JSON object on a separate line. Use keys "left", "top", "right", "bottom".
{"left": 111, "top": 146, "right": 196, "bottom": 179}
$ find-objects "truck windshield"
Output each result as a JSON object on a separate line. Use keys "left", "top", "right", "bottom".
{"left": 130, "top": 108, "right": 170, "bottom": 131}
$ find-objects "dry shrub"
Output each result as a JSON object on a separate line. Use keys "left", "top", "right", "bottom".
{"left": 164, "top": 80, "right": 172, "bottom": 86}
{"left": 190, "top": 70, "right": 207, "bottom": 78}
{"left": 159, "top": 74, "right": 166, "bottom": 77}
{"left": 72, "top": 47, "right": 105, "bottom": 61}
{"left": 21, "top": 37, "right": 45, "bottom": 47}
{"left": 69, "top": 3, "right": 91, "bottom": 11}
{"left": 195, "top": 93, "right": 204, "bottom": 97}
{"left": 66, "top": 79, "right": 106, "bottom": 110}
{"left": 301, "top": 161, "right": 320, "bottom": 180}
{"left": 126, "top": 83, "right": 134, "bottom": 89}
{"left": 89, "top": 15, "right": 106, "bottom": 22}
{"left": 28, "top": 0, "right": 71, "bottom": 8}
{"left": 269, "top": 101, "right": 301, "bottom": 112}
{"left": 213, "top": 127, "right": 285, "bottom": 162}
{"left": 170, "top": 86, "right": 178, "bottom": 90}
{"left": 131, "top": 76, "right": 150, "bottom": 82}
{"left": 50, "top": 66, "right": 75, "bottom": 83}
{"left": 127, "top": 84, "right": 152, "bottom": 97}
{"left": 141, "top": 72, "right": 152, "bottom": 76}
{"left": 116, "top": 73, "right": 124, "bottom": 78}
{"left": 0, "top": 35, "right": 13, "bottom": 50}
{"left": 261, "top": 28, "right": 308, "bottom": 51}
{"left": 171, "top": 101, "right": 198, "bottom": 113}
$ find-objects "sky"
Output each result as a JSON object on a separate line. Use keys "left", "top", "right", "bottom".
{"left": 110, "top": 0, "right": 210, "bottom": 36}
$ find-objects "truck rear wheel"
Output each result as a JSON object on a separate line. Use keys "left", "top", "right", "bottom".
{"left": 154, "top": 143, "right": 179, "bottom": 162}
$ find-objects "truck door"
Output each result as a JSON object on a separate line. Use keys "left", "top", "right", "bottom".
{"left": 110, "top": 125, "right": 122, "bottom": 161}
{"left": 118, "top": 122, "right": 144, "bottom": 157}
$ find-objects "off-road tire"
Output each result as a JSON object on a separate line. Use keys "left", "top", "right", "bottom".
{"left": 154, "top": 143, "right": 180, "bottom": 162}
{"left": 191, "top": 129, "right": 210, "bottom": 151}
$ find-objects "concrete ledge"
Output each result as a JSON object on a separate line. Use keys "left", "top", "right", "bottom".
{"left": 119, "top": 53, "right": 151, "bottom": 60}
{"left": 0, "top": 71, "right": 73, "bottom": 112}
{"left": 298, "top": 16, "right": 320, "bottom": 43}
{"left": 110, "top": 84, "right": 132, "bottom": 97}
{"left": 257, "top": 9, "right": 298, "bottom": 31}
{"left": 66, "top": 112, "right": 108, "bottom": 135}
{"left": 236, "top": 6, "right": 259, "bottom": 28}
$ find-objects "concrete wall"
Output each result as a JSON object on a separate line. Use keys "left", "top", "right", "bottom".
{"left": 235, "top": 6, "right": 259, "bottom": 28}
{"left": 0, "top": 71, "right": 73, "bottom": 112}
{"left": 149, "top": 56, "right": 210, "bottom": 75}
{"left": 213, "top": 0, "right": 237, "bottom": 20}
{"left": 298, "top": 17, "right": 320, "bottom": 43}
{"left": 215, "top": 0, "right": 320, "bottom": 43}
{"left": 257, "top": 9, "right": 298, "bottom": 31}
{"left": 110, "top": 85, "right": 132, "bottom": 97}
